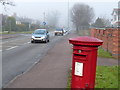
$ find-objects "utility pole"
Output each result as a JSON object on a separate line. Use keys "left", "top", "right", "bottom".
{"left": 0, "top": 15, "right": 2, "bottom": 32}
{"left": 68, "top": 0, "right": 69, "bottom": 29}
{"left": 43, "top": 12, "right": 45, "bottom": 23}
{"left": 8, "top": 20, "right": 11, "bottom": 33}
{"left": 43, "top": 12, "right": 46, "bottom": 29}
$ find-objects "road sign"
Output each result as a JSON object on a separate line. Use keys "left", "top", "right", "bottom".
{"left": 43, "top": 22, "right": 46, "bottom": 25}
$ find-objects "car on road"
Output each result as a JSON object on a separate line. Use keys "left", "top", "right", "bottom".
{"left": 54, "top": 28, "right": 64, "bottom": 36}
{"left": 63, "top": 28, "right": 68, "bottom": 33}
{"left": 31, "top": 29, "right": 49, "bottom": 43}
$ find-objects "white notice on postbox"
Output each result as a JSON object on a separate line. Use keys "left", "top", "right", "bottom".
{"left": 74, "top": 62, "right": 83, "bottom": 76}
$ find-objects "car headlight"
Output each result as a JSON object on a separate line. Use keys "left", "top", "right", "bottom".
{"left": 32, "top": 36, "right": 35, "bottom": 38}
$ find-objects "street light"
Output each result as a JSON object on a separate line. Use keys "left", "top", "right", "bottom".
{"left": 43, "top": 12, "right": 46, "bottom": 29}
{"left": 68, "top": 0, "right": 69, "bottom": 29}
{"left": 8, "top": 19, "right": 11, "bottom": 33}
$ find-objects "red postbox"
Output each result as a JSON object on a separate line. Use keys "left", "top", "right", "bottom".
{"left": 69, "top": 36, "right": 103, "bottom": 89}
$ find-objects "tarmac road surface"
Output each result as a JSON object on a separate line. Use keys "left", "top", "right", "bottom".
{"left": 2, "top": 31, "right": 67, "bottom": 87}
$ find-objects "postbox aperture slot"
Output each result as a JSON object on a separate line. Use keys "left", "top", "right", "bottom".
{"left": 75, "top": 54, "right": 86, "bottom": 57}
{"left": 74, "top": 53, "right": 87, "bottom": 59}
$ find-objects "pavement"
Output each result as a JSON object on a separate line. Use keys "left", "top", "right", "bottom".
{"left": 6, "top": 32, "right": 118, "bottom": 88}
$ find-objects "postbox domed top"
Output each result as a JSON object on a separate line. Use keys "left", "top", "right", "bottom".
{"left": 69, "top": 36, "right": 103, "bottom": 46}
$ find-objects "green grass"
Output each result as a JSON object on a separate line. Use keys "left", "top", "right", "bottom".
{"left": 1, "top": 29, "right": 54, "bottom": 34}
{"left": 98, "top": 47, "right": 113, "bottom": 58}
{"left": 67, "top": 69, "right": 72, "bottom": 89}
{"left": 95, "top": 66, "right": 119, "bottom": 88}
{"left": 67, "top": 66, "right": 119, "bottom": 88}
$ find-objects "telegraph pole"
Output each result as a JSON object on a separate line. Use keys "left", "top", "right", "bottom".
{"left": 43, "top": 12, "right": 45, "bottom": 23}
{"left": 8, "top": 20, "right": 11, "bottom": 33}
{"left": 43, "top": 12, "right": 46, "bottom": 29}
{"left": 68, "top": 0, "right": 69, "bottom": 28}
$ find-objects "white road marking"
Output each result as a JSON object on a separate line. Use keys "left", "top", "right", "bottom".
{"left": 0, "top": 50, "right": 2, "bottom": 52}
{"left": 6, "top": 46, "right": 18, "bottom": 51}
{"left": 3, "top": 41, "right": 30, "bottom": 51}
{"left": 23, "top": 42, "right": 30, "bottom": 45}
{"left": 27, "top": 42, "right": 30, "bottom": 44}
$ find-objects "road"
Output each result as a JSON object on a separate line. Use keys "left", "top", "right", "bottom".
{"left": 1, "top": 31, "right": 67, "bottom": 87}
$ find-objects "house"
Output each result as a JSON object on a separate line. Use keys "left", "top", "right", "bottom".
{"left": 12, "top": 13, "right": 22, "bottom": 25}
{"left": 111, "top": 1, "right": 120, "bottom": 27}
{"left": 111, "top": 9, "right": 120, "bottom": 27}
{"left": 118, "top": 1, "right": 120, "bottom": 8}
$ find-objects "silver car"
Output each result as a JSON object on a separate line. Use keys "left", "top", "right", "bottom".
{"left": 54, "top": 28, "right": 64, "bottom": 36}
{"left": 31, "top": 29, "right": 50, "bottom": 43}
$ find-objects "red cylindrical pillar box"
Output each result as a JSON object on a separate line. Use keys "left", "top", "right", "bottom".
{"left": 69, "top": 36, "right": 103, "bottom": 89}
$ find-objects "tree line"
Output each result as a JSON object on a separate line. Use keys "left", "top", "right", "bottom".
{"left": 1, "top": 15, "right": 42, "bottom": 33}
{"left": 1, "top": 0, "right": 42, "bottom": 33}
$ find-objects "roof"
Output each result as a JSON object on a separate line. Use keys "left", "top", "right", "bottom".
{"left": 118, "top": 1, "right": 120, "bottom": 8}
{"left": 112, "top": 8, "right": 120, "bottom": 15}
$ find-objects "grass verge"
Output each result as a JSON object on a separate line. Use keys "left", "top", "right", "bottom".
{"left": 95, "top": 66, "right": 119, "bottom": 88}
{"left": 67, "top": 69, "right": 72, "bottom": 89}
{"left": 98, "top": 47, "right": 113, "bottom": 58}
{"left": 1, "top": 31, "right": 34, "bottom": 34}
{"left": 67, "top": 66, "right": 119, "bottom": 88}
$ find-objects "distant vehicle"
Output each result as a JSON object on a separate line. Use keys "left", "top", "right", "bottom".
{"left": 31, "top": 29, "right": 49, "bottom": 43}
{"left": 54, "top": 28, "right": 64, "bottom": 36}
{"left": 63, "top": 28, "right": 68, "bottom": 33}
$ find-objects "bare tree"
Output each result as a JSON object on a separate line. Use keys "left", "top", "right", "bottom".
{"left": 71, "top": 3, "right": 94, "bottom": 31}
{"left": 47, "top": 10, "right": 60, "bottom": 29}
{"left": 0, "top": 0, "right": 15, "bottom": 12}
{"left": 0, "top": 0, "right": 15, "bottom": 6}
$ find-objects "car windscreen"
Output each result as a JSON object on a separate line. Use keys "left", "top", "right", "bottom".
{"left": 56, "top": 29, "right": 63, "bottom": 31}
{"left": 34, "top": 30, "right": 46, "bottom": 34}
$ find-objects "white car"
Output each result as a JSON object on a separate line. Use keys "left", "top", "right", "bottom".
{"left": 54, "top": 28, "right": 64, "bottom": 36}
{"left": 31, "top": 29, "right": 50, "bottom": 43}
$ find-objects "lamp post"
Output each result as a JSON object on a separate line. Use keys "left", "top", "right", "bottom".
{"left": 8, "top": 20, "right": 11, "bottom": 33}
{"left": 43, "top": 12, "right": 46, "bottom": 29}
{"left": 68, "top": 0, "right": 69, "bottom": 29}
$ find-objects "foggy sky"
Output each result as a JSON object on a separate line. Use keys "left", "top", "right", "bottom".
{"left": 1, "top": 0, "right": 119, "bottom": 27}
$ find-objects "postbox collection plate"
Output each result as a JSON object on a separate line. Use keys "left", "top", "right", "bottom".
{"left": 74, "top": 62, "right": 83, "bottom": 76}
